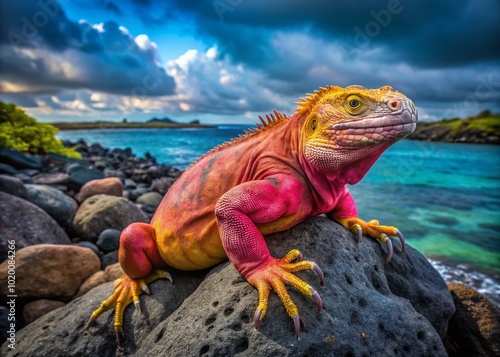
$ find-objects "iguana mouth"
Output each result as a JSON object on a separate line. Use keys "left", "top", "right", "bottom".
{"left": 329, "top": 108, "right": 418, "bottom": 147}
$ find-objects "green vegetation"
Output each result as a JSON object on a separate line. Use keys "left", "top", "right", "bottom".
{"left": 410, "top": 110, "right": 500, "bottom": 144}
{"left": 0, "top": 101, "right": 81, "bottom": 159}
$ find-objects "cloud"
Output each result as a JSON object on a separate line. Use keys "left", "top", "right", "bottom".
{"left": 168, "top": 0, "right": 500, "bottom": 69}
{"left": 0, "top": 0, "right": 175, "bottom": 97}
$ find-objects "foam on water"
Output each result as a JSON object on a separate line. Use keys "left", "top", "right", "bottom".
{"left": 429, "top": 259, "right": 500, "bottom": 307}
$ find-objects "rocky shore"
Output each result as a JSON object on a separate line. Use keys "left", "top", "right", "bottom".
{"left": 0, "top": 142, "right": 499, "bottom": 356}
{"left": 408, "top": 111, "right": 500, "bottom": 144}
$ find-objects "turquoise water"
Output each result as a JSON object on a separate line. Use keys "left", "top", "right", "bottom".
{"left": 57, "top": 127, "right": 500, "bottom": 274}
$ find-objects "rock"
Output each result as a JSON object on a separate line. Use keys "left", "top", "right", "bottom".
{"left": 0, "top": 174, "right": 27, "bottom": 198}
{"left": 89, "top": 143, "right": 107, "bottom": 157}
{"left": 104, "top": 262, "right": 124, "bottom": 280}
{"left": 136, "top": 192, "right": 163, "bottom": 209}
{"left": 96, "top": 229, "right": 121, "bottom": 253}
{"left": 67, "top": 165, "right": 104, "bottom": 190}
{"left": 445, "top": 283, "right": 500, "bottom": 357}
{"left": 23, "top": 299, "right": 65, "bottom": 324}
{"left": 124, "top": 178, "right": 136, "bottom": 189}
{"left": 71, "top": 194, "right": 148, "bottom": 242}
{"left": 0, "top": 244, "right": 100, "bottom": 301}
{"left": 74, "top": 263, "right": 125, "bottom": 298}
{"left": 150, "top": 177, "right": 176, "bottom": 195}
{"left": 100, "top": 251, "right": 118, "bottom": 270}
{"left": 25, "top": 185, "right": 78, "bottom": 226}
{"left": 1, "top": 218, "right": 453, "bottom": 356}
{"left": 0, "top": 163, "right": 18, "bottom": 175}
{"left": 0, "top": 192, "right": 71, "bottom": 262}
{"left": 32, "top": 172, "right": 69, "bottom": 185}
{"left": 0, "top": 148, "right": 44, "bottom": 170}
{"left": 73, "top": 271, "right": 107, "bottom": 298}
{"left": 128, "top": 187, "right": 149, "bottom": 201}
{"left": 13, "top": 173, "right": 33, "bottom": 183}
{"left": 76, "top": 241, "right": 100, "bottom": 257}
{"left": 77, "top": 177, "right": 123, "bottom": 202}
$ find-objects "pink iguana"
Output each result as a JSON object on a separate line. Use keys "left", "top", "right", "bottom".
{"left": 87, "top": 85, "right": 418, "bottom": 343}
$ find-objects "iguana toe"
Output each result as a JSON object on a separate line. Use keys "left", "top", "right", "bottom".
{"left": 87, "top": 269, "right": 171, "bottom": 346}
{"left": 247, "top": 250, "right": 323, "bottom": 339}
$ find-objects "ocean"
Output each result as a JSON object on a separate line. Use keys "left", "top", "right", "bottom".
{"left": 57, "top": 125, "right": 500, "bottom": 304}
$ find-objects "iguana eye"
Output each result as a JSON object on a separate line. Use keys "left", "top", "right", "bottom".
{"left": 349, "top": 99, "right": 360, "bottom": 108}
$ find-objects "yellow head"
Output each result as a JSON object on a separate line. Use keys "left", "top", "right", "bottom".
{"left": 297, "top": 85, "right": 418, "bottom": 174}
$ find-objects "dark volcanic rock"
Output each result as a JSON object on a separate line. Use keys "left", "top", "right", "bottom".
{"left": 67, "top": 164, "right": 104, "bottom": 190}
{"left": 100, "top": 250, "right": 119, "bottom": 269}
{"left": 0, "top": 148, "right": 44, "bottom": 170}
{"left": 25, "top": 184, "right": 78, "bottom": 226}
{"left": 0, "top": 163, "right": 18, "bottom": 175}
{"left": 96, "top": 228, "right": 121, "bottom": 253}
{"left": 2, "top": 218, "right": 454, "bottom": 356}
{"left": 0, "top": 174, "right": 27, "bottom": 198}
{"left": 0, "top": 192, "right": 71, "bottom": 262}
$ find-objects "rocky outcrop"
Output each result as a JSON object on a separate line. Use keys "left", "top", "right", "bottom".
{"left": 0, "top": 192, "right": 71, "bottom": 262}
{"left": 1, "top": 217, "right": 455, "bottom": 357}
{"left": 446, "top": 283, "right": 500, "bottom": 357}
{"left": 0, "top": 244, "right": 100, "bottom": 301}
{"left": 409, "top": 111, "right": 500, "bottom": 144}
{"left": 71, "top": 194, "right": 148, "bottom": 242}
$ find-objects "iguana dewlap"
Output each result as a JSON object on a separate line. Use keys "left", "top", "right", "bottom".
{"left": 87, "top": 85, "right": 418, "bottom": 343}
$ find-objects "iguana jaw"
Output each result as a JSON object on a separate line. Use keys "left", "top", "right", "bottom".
{"left": 329, "top": 101, "right": 417, "bottom": 147}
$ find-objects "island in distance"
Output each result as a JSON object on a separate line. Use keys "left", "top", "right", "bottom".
{"left": 409, "top": 110, "right": 499, "bottom": 144}
{"left": 52, "top": 116, "right": 215, "bottom": 131}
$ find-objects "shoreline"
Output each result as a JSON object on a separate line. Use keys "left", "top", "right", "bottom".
{"left": 52, "top": 122, "right": 217, "bottom": 131}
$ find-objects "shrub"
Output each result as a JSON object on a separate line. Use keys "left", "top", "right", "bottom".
{"left": 0, "top": 101, "right": 81, "bottom": 159}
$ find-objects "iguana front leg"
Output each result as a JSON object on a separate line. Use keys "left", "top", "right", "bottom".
{"left": 215, "top": 177, "right": 324, "bottom": 339}
{"left": 328, "top": 187, "right": 405, "bottom": 264}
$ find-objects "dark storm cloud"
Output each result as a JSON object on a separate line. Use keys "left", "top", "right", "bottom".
{"left": 0, "top": 0, "right": 175, "bottom": 97}
{"left": 166, "top": 0, "right": 500, "bottom": 68}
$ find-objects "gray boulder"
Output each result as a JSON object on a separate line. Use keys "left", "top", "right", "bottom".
{"left": 71, "top": 194, "right": 148, "bottom": 242}
{"left": 0, "top": 174, "right": 27, "bottom": 198}
{"left": 0, "top": 192, "right": 71, "bottom": 262}
{"left": 25, "top": 184, "right": 78, "bottom": 226}
{"left": 1, "top": 217, "right": 454, "bottom": 356}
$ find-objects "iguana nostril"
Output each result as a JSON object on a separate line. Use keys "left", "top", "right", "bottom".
{"left": 388, "top": 100, "right": 401, "bottom": 111}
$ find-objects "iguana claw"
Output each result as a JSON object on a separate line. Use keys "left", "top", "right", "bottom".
{"left": 313, "top": 263, "right": 325, "bottom": 286}
{"left": 397, "top": 230, "right": 406, "bottom": 253}
{"left": 253, "top": 309, "right": 263, "bottom": 330}
{"left": 293, "top": 314, "right": 307, "bottom": 339}
{"left": 380, "top": 233, "right": 393, "bottom": 264}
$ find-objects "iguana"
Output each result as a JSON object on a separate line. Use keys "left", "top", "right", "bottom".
{"left": 87, "top": 85, "right": 418, "bottom": 343}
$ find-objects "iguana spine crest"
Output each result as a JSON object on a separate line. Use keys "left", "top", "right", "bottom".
{"left": 190, "top": 110, "right": 289, "bottom": 167}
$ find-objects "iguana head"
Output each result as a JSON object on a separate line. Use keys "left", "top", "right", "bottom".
{"left": 297, "top": 85, "right": 418, "bottom": 179}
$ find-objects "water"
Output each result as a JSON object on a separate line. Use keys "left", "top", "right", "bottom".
{"left": 57, "top": 126, "right": 500, "bottom": 303}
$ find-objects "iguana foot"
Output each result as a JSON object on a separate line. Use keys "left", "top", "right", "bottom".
{"left": 246, "top": 249, "right": 324, "bottom": 339}
{"left": 86, "top": 269, "right": 172, "bottom": 345}
{"left": 335, "top": 218, "right": 405, "bottom": 264}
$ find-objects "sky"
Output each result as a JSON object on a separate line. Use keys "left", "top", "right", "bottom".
{"left": 0, "top": 0, "right": 499, "bottom": 124}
